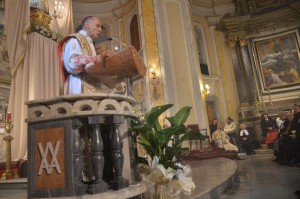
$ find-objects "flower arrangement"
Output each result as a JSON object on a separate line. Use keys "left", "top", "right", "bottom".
{"left": 129, "top": 104, "right": 205, "bottom": 197}
{"left": 31, "top": 24, "right": 63, "bottom": 42}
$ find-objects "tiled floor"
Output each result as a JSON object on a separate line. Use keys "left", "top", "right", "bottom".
{"left": 219, "top": 154, "right": 300, "bottom": 199}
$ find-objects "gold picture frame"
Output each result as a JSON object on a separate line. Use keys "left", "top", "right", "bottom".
{"left": 253, "top": 30, "right": 300, "bottom": 90}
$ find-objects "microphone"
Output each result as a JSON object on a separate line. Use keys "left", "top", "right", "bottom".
{"left": 107, "top": 37, "right": 127, "bottom": 48}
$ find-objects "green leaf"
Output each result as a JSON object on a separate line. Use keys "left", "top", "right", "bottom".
{"left": 173, "top": 106, "right": 192, "bottom": 125}
{"left": 153, "top": 120, "right": 162, "bottom": 132}
{"left": 165, "top": 116, "right": 175, "bottom": 125}
{"left": 130, "top": 104, "right": 198, "bottom": 170}
{"left": 146, "top": 104, "right": 173, "bottom": 126}
{"left": 138, "top": 142, "right": 158, "bottom": 157}
{"left": 175, "top": 131, "right": 205, "bottom": 147}
{"left": 165, "top": 146, "right": 182, "bottom": 162}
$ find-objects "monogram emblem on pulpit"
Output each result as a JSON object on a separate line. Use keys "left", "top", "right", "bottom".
{"left": 37, "top": 141, "right": 62, "bottom": 175}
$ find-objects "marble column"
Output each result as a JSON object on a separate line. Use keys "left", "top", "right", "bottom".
{"left": 239, "top": 38, "right": 259, "bottom": 104}
{"left": 71, "top": 118, "right": 87, "bottom": 195}
{"left": 228, "top": 38, "right": 250, "bottom": 105}
{"left": 107, "top": 115, "right": 129, "bottom": 190}
{"left": 88, "top": 115, "right": 108, "bottom": 194}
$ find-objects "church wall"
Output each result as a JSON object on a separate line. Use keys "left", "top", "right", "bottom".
{"left": 192, "top": 15, "right": 240, "bottom": 125}
{"left": 165, "top": 2, "right": 197, "bottom": 124}
{"left": 151, "top": 0, "right": 209, "bottom": 129}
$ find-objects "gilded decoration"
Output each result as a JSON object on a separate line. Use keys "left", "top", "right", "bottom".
{"left": 30, "top": 9, "right": 52, "bottom": 30}
{"left": 141, "top": 0, "right": 164, "bottom": 105}
{"left": 217, "top": 0, "right": 300, "bottom": 47}
{"left": 226, "top": 37, "right": 238, "bottom": 48}
{"left": 239, "top": 37, "right": 248, "bottom": 46}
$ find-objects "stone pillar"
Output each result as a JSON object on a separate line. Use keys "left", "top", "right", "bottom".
{"left": 102, "top": 124, "right": 113, "bottom": 183}
{"left": 239, "top": 38, "right": 259, "bottom": 104}
{"left": 228, "top": 37, "right": 250, "bottom": 105}
{"left": 107, "top": 115, "right": 129, "bottom": 190}
{"left": 88, "top": 115, "right": 108, "bottom": 194}
{"left": 71, "top": 118, "right": 87, "bottom": 195}
{"left": 128, "top": 129, "right": 141, "bottom": 182}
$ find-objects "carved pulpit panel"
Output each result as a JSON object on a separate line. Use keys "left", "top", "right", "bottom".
{"left": 34, "top": 127, "right": 65, "bottom": 189}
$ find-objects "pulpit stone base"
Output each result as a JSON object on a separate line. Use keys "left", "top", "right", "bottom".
{"left": 88, "top": 181, "right": 108, "bottom": 194}
{"left": 76, "top": 183, "right": 88, "bottom": 195}
{"left": 26, "top": 94, "right": 138, "bottom": 198}
{"left": 110, "top": 178, "right": 129, "bottom": 190}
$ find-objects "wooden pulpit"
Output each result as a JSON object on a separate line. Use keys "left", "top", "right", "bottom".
{"left": 85, "top": 46, "right": 146, "bottom": 87}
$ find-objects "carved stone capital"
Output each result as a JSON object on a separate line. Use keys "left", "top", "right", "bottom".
{"left": 239, "top": 37, "right": 248, "bottom": 46}
{"left": 226, "top": 37, "right": 238, "bottom": 48}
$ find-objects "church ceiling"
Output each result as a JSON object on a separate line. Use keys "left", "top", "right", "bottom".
{"left": 191, "top": 0, "right": 235, "bottom": 17}
{"left": 191, "top": 0, "right": 234, "bottom": 7}
{"left": 72, "top": 0, "right": 131, "bottom": 20}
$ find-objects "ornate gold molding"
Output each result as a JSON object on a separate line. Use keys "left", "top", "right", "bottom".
{"left": 239, "top": 37, "right": 248, "bottom": 46}
{"left": 226, "top": 37, "right": 238, "bottom": 48}
{"left": 219, "top": 1, "right": 300, "bottom": 47}
{"left": 30, "top": 9, "right": 52, "bottom": 30}
{"left": 141, "top": 0, "right": 165, "bottom": 106}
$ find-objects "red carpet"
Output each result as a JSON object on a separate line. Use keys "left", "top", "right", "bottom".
{"left": 0, "top": 159, "right": 27, "bottom": 178}
{"left": 181, "top": 147, "right": 240, "bottom": 161}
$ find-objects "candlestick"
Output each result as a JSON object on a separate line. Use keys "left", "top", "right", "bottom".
{"left": 6, "top": 112, "right": 11, "bottom": 122}
{"left": 1, "top": 117, "right": 17, "bottom": 180}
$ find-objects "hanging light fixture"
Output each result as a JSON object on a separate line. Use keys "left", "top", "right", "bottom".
{"left": 52, "top": 0, "right": 64, "bottom": 19}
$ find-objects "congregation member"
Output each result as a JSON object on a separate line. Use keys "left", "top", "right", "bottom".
{"left": 212, "top": 122, "right": 238, "bottom": 152}
{"left": 238, "top": 123, "right": 255, "bottom": 155}
{"left": 260, "top": 112, "right": 276, "bottom": 139}
{"left": 277, "top": 112, "right": 299, "bottom": 166}
{"left": 209, "top": 118, "right": 218, "bottom": 136}
{"left": 273, "top": 112, "right": 287, "bottom": 160}
{"left": 291, "top": 104, "right": 300, "bottom": 198}
{"left": 275, "top": 112, "right": 287, "bottom": 133}
{"left": 224, "top": 117, "right": 237, "bottom": 146}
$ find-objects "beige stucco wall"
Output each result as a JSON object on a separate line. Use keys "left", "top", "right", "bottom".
{"left": 165, "top": 2, "right": 198, "bottom": 124}
{"left": 192, "top": 15, "right": 240, "bottom": 124}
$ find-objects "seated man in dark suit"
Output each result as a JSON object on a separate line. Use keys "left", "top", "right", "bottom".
{"left": 238, "top": 123, "right": 255, "bottom": 155}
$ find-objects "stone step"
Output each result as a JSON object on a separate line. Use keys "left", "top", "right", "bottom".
{"left": 254, "top": 148, "right": 273, "bottom": 155}
{"left": 260, "top": 144, "right": 268, "bottom": 149}
{"left": 0, "top": 178, "right": 27, "bottom": 190}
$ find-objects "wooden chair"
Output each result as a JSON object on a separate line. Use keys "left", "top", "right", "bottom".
{"left": 187, "top": 124, "right": 210, "bottom": 150}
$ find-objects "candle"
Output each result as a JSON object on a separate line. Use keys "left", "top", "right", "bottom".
{"left": 6, "top": 112, "right": 11, "bottom": 122}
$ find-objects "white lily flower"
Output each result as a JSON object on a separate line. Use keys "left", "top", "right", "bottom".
{"left": 176, "top": 173, "right": 195, "bottom": 195}
{"left": 175, "top": 162, "right": 191, "bottom": 175}
{"left": 147, "top": 155, "right": 159, "bottom": 170}
{"left": 143, "top": 155, "right": 195, "bottom": 195}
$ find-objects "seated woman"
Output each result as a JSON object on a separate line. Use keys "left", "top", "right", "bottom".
{"left": 239, "top": 123, "right": 255, "bottom": 155}
{"left": 212, "top": 122, "right": 238, "bottom": 152}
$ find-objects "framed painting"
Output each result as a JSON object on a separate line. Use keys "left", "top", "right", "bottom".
{"left": 0, "top": 0, "right": 11, "bottom": 85}
{"left": 253, "top": 29, "right": 300, "bottom": 90}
